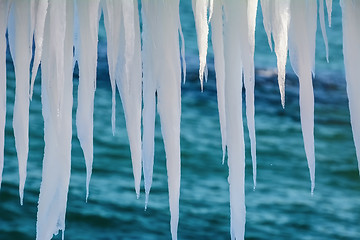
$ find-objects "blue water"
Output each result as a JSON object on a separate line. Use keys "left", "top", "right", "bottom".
{"left": 1, "top": 2, "right": 360, "bottom": 240}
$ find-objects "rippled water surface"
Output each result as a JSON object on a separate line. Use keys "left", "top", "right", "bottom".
{"left": 0, "top": 2, "right": 359, "bottom": 240}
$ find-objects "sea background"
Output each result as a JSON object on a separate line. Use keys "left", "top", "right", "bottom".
{"left": 1, "top": 1, "right": 359, "bottom": 240}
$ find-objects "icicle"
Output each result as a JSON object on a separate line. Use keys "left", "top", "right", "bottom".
{"left": 75, "top": 0, "right": 100, "bottom": 202}
{"left": 142, "top": 1, "right": 182, "bottom": 238}
{"left": 326, "top": 0, "right": 332, "bottom": 27}
{"left": 0, "top": 0, "right": 12, "bottom": 189}
{"left": 8, "top": 0, "right": 36, "bottom": 205}
{"left": 192, "top": 0, "right": 210, "bottom": 91}
{"left": 244, "top": 0, "right": 258, "bottom": 189}
{"left": 260, "top": 0, "right": 290, "bottom": 108}
{"left": 103, "top": 0, "right": 142, "bottom": 198}
{"left": 211, "top": 0, "right": 227, "bottom": 164}
{"left": 319, "top": 0, "right": 329, "bottom": 62}
{"left": 179, "top": 22, "right": 186, "bottom": 84}
{"left": 288, "top": 0, "right": 317, "bottom": 193}
{"left": 222, "top": 1, "right": 246, "bottom": 238}
{"left": 36, "top": 0, "right": 74, "bottom": 239}
{"left": 102, "top": 0, "right": 120, "bottom": 135}
{"left": 30, "top": 0, "right": 48, "bottom": 100}
{"left": 341, "top": 0, "right": 360, "bottom": 173}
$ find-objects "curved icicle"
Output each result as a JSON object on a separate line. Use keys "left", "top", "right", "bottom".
{"left": 289, "top": 0, "right": 317, "bottom": 193}
{"left": 341, "top": 0, "right": 360, "bottom": 173}
{"left": 0, "top": 0, "right": 12, "bottom": 190}
{"left": 30, "top": 0, "right": 48, "bottom": 100}
{"left": 8, "top": 0, "right": 36, "bottom": 205}
{"left": 36, "top": 0, "right": 74, "bottom": 239}
{"left": 75, "top": 0, "right": 100, "bottom": 202}
{"left": 211, "top": 1, "right": 227, "bottom": 164}
{"left": 142, "top": 1, "right": 182, "bottom": 238}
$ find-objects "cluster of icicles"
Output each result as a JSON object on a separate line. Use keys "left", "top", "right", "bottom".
{"left": 0, "top": 0, "right": 359, "bottom": 239}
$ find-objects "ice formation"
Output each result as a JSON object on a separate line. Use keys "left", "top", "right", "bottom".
{"left": 142, "top": 1, "right": 182, "bottom": 238}
{"left": 0, "top": 0, "right": 359, "bottom": 240}
{"left": 341, "top": 0, "right": 360, "bottom": 172}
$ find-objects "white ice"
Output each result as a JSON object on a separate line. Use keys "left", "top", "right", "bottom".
{"left": 75, "top": 0, "right": 100, "bottom": 202}
{"left": 30, "top": 0, "right": 48, "bottom": 99}
{"left": 142, "top": 1, "right": 182, "bottom": 239}
{"left": 0, "top": 0, "right": 12, "bottom": 189}
{"left": 319, "top": 0, "right": 329, "bottom": 62}
{"left": 260, "top": 0, "right": 290, "bottom": 108}
{"left": 8, "top": 0, "right": 36, "bottom": 205}
{"left": 103, "top": 0, "right": 142, "bottom": 198}
{"left": 341, "top": 0, "right": 360, "bottom": 173}
{"left": 192, "top": 0, "right": 211, "bottom": 91}
{"left": 288, "top": 0, "right": 317, "bottom": 193}
{"left": 222, "top": 1, "right": 246, "bottom": 239}
{"left": 210, "top": 0, "right": 226, "bottom": 163}
{"left": 326, "top": 0, "right": 333, "bottom": 27}
{"left": 36, "top": 0, "right": 74, "bottom": 239}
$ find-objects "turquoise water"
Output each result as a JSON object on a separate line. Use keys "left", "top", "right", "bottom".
{"left": 1, "top": 2, "right": 359, "bottom": 240}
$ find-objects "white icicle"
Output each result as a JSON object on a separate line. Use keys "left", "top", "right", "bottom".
{"left": 75, "top": 0, "right": 100, "bottom": 202}
{"left": 211, "top": 0, "right": 227, "bottom": 164}
{"left": 102, "top": 0, "right": 121, "bottom": 135}
{"left": 223, "top": 1, "right": 246, "bottom": 238}
{"left": 36, "top": 0, "right": 74, "bottom": 239}
{"left": 192, "top": 0, "right": 210, "bottom": 91}
{"left": 30, "top": 0, "right": 48, "bottom": 99}
{"left": 260, "top": 0, "right": 290, "bottom": 108}
{"left": 142, "top": 1, "right": 182, "bottom": 239}
{"left": 341, "top": 0, "right": 360, "bottom": 173}
{"left": 0, "top": 0, "right": 12, "bottom": 190}
{"left": 319, "top": 0, "right": 329, "bottom": 62}
{"left": 8, "top": 0, "right": 36, "bottom": 205}
{"left": 288, "top": 0, "right": 317, "bottom": 193}
{"left": 244, "top": 0, "right": 258, "bottom": 189}
{"left": 326, "top": 0, "right": 332, "bottom": 27}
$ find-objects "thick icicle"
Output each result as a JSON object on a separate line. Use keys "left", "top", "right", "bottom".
{"left": 341, "top": 0, "right": 360, "bottom": 173}
{"left": 36, "top": 0, "right": 74, "bottom": 239}
{"left": 319, "top": 0, "right": 329, "bottom": 62}
{"left": 211, "top": 0, "right": 227, "bottom": 164}
{"left": 0, "top": 0, "right": 12, "bottom": 189}
{"left": 223, "top": 1, "right": 246, "bottom": 239}
{"left": 288, "top": 0, "right": 317, "bottom": 193}
{"left": 326, "top": 0, "right": 332, "bottom": 27}
{"left": 260, "top": 0, "right": 290, "bottom": 108}
{"left": 7, "top": 0, "right": 36, "bottom": 205}
{"left": 142, "top": 1, "right": 182, "bottom": 239}
{"left": 30, "top": 0, "right": 48, "bottom": 99}
{"left": 103, "top": 0, "right": 142, "bottom": 198}
{"left": 192, "top": 0, "right": 210, "bottom": 90}
{"left": 75, "top": 0, "right": 100, "bottom": 202}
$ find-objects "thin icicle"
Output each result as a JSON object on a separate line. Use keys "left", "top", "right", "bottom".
{"left": 75, "top": 0, "right": 100, "bottom": 202}
{"left": 142, "top": 1, "right": 182, "bottom": 238}
{"left": 326, "top": 0, "right": 332, "bottom": 27}
{"left": 319, "top": 0, "right": 329, "bottom": 62}
{"left": 179, "top": 22, "right": 186, "bottom": 84}
{"left": 0, "top": 0, "right": 12, "bottom": 190}
{"left": 36, "top": 0, "right": 74, "bottom": 239}
{"left": 102, "top": 0, "right": 121, "bottom": 135}
{"left": 260, "top": 0, "right": 290, "bottom": 108}
{"left": 211, "top": 0, "right": 227, "bottom": 164}
{"left": 244, "top": 0, "right": 258, "bottom": 189}
{"left": 288, "top": 0, "right": 317, "bottom": 193}
{"left": 8, "top": 0, "right": 36, "bottom": 205}
{"left": 192, "top": 0, "right": 210, "bottom": 91}
{"left": 30, "top": 0, "right": 48, "bottom": 100}
{"left": 341, "top": 0, "right": 360, "bottom": 173}
{"left": 223, "top": 0, "right": 246, "bottom": 238}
